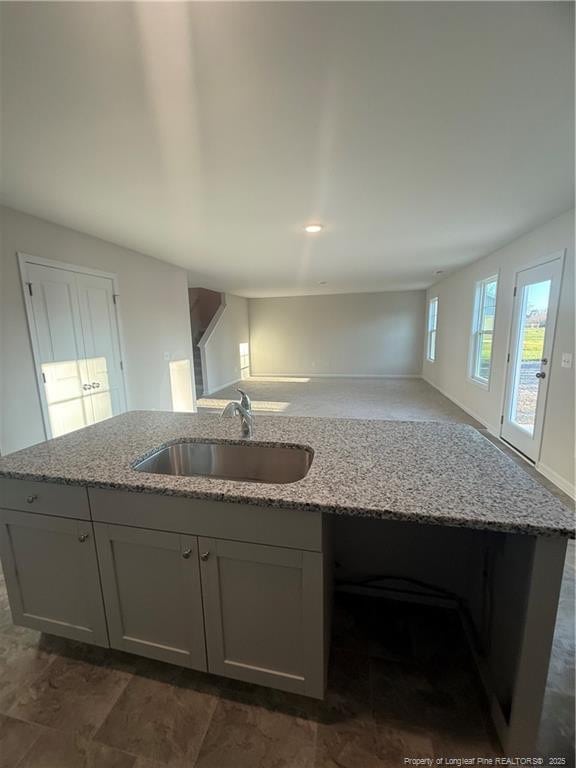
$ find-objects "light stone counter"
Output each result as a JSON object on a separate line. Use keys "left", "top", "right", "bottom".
{"left": 0, "top": 411, "right": 572, "bottom": 538}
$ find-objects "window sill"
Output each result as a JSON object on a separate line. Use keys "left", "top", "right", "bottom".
{"left": 468, "top": 375, "right": 490, "bottom": 391}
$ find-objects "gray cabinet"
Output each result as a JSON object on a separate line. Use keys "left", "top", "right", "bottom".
{"left": 0, "top": 509, "right": 108, "bottom": 645}
{"left": 0, "top": 481, "right": 329, "bottom": 699}
{"left": 95, "top": 524, "right": 207, "bottom": 670}
{"left": 199, "top": 537, "right": 326, "bottom": 698}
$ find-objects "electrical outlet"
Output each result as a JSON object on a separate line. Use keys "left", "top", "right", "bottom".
{"left": 561, "top": 353, "right": 573, "bottom": 369}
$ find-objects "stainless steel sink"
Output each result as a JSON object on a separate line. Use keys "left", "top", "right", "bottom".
{"left": 133, "top": 441, "right": 313, "bottom": 484}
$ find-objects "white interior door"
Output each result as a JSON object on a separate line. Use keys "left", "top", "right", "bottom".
{"left": 501, "top": 257, "right": 563, "bottom": 461}
{"left": 23, "top": 260, "right": 127, "bottom": 439}
{"left": 76, "top": 273, "right": 126, "bottom": 423}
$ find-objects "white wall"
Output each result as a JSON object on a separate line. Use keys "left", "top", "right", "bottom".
{"left": 423, "top": 209, "right": 575, "bottom": 494}
{"left": 248, "top": 291, "right": 425, "bottom": 377}
{"left": 200, "top": 293, "right": 249, "bottom": 394}
{"left": 0, "top": 206, "right": 195, "bottom": 454}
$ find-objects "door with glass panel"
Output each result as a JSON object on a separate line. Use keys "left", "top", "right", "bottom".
{"left": 21, "top": 259, "right": 127, "bottom": 439}
{"left": 501, "top": 258, "right": 563, "bottom": 461}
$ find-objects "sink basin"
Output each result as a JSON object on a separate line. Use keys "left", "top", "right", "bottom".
{"left": 133, "top": 441, "right": 313, "bottom": 484}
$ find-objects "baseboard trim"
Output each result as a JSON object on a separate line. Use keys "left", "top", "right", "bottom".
{"left": 201, "top": 378, "right": 241, "bottom": 397}
{"left": 535, "top": 461, "right": 575, "bottom": 499}
{"left": 249, "top": 373, "right": 423, "bottom": 380}
{"left": 421, "top": 376, "right": 500, "bottom": 435}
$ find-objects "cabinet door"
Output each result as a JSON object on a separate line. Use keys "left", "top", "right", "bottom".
{"left": 95, "top": 524, "right": 206, "bottom": 670}
{"left": 199, "top": 538, "right": 325, "bottom": 698}
{"left": 0, "top": 509, "right": 108, "bottom": 646}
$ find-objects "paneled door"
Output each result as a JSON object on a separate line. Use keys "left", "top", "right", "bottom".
{"left": 20, "top": 256, "right": 127, "bottom": 438}
{"left": 76, "top": 273, "right": 126, "bottom": 422}
{"left": 0, "top": 509, "right": 109, "bottom": 645}
{"left": 501, "top": 256, "right": 563, "bottom": 461}
{"left": 95, "top": 524, "right": 207, "bottom": 670}
{"left": 199, "top": 537, "right": 325, "bottom": 698}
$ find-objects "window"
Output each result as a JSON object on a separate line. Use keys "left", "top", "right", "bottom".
{"left": 239, "top": 342, "right": 250, "bottom": 379}
{"left": 469, "top": 276, "right": 498, "bottom": 385}
{"left": 427, "top": 297, "right": 438, "bottom": 361}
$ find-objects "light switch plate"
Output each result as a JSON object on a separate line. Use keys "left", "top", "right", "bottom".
{"left": 561, "top": 353, "right": 573, "bottom": 369}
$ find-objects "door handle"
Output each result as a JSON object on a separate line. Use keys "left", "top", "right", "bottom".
{"left": 78, "top": 533, "right": 89, "bottom": 543}
{"left": 91, "top": 382, "right": 101, "bottom": 389}
{"left": 182, "top": 548, "right": 192, "bottom": 559}
{"left": 200, "top": 551, "right": 210, "bottom": 561}
{"left": 82, "top": 384, "right": 92, "bottom": 391}
{"left": 535, "top": 371, "right": 546, "bottom": 379}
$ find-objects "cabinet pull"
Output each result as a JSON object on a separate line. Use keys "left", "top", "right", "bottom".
{"left": 26, "top": 495, "right": 38, "bottom": 504}
{"left": 78, "top": 533, "right": 89, "bottom": 543}
{"left": 182, "top": 548, "right": 192, "bottom": 559}
{"left": 200, "top": 551, "right": 210, "bottom": 561}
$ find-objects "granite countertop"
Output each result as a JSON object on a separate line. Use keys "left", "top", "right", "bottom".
{"left": 0, "top": 411, "right": 573, "bottom": 538}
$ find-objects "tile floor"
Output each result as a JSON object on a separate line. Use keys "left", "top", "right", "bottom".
{"left": 0, "top": 573, "right": 501, "bottom": 767}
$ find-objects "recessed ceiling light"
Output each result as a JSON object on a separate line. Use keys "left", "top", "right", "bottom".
{"left": 435, "top": 270, "right": 444, "bottom": 275}
{"left": 318, "top": 281, "right": 328, "bottom": 286}
{"left": 304, "top": 224, "right": 323, "bottom": 234}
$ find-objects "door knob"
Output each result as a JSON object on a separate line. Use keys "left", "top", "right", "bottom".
{"left": 78, "top": 533, "right": 89, "bottom": 543}
{"left": 91, "top": 382, "right": 101, "bottom": 389}
{"left": 200, "top": 551, "right": 210, "bottom": 561}
{"left": 182, "top": 548, "right": 192, "bottom": 559}
{"left": 82, "top": 384, "right": 92, "bottom": 391}
{"left": 26, "top": 495, "right": 38, "bottom": 504}
{"left": 535, "top": 371, "right": 546, "bottom": 379}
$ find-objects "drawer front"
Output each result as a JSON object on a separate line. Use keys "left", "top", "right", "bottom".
{"left": 0, "top": 478, "right": 90, "bottom": 520}
{"left": 89, "top": 488, "right": 324, "bottom": 552}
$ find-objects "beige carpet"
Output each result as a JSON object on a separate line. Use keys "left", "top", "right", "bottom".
{"left": 198, "top": 375, "right": 483, "bottom": 425}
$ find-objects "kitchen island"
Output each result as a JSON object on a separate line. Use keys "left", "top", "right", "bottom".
{"left": 0, "top": 411, "right": 573, "bottom": 755}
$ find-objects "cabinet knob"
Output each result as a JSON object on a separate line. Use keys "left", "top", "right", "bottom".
{"left": 200, "top": 551, "right": 210, "bottom": 561}
{"left": 26, "top": 495, "right": 38, "bottom": 504}
{"left": 78, "top": 533, "right": 89, "bottom": 543}
{"left": 182, "top": 548, "right": 192, "bottom": 559}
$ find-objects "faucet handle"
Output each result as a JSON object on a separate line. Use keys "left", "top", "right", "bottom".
{"left": 236, "top": 388, "right": 252, "bottom": 412}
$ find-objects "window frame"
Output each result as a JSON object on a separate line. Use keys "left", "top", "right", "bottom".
{"left": 426, "top": 297, "right": 439, "bottom": 362}
{"left": 468, "top": 274, "right": 498, "bottom": 389}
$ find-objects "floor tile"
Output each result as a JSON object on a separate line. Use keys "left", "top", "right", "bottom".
{"left": 195, "top": 697, "right": 316, "bottom": 768}
{"left": 315, "top": 718, "right": 385, "bottom": 768}
{"left": 7, "top": 653, "right": 132, "bottom": 738}
{"left": 17, "top": 729, "right": 137, "bottom": 768}
{"left": 0, "top": 713, "right": 44, "bottom": 768}
{"left": 373, "top": 718, "right": 435, "bottom": 761}
{"left": 95, "top": 664, "right": 217, "bottom": 767}
{"left": 0, "top": 636, "right": 56, "bottom": 714}
{"left": 537, "top": 689, "right": 575, "bottom": 763}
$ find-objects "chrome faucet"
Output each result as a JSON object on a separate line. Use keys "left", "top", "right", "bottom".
{"left": 221, "top": 388, "right": 254, "bottom": 438}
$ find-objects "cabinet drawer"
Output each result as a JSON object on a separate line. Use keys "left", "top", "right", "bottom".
{"left": 89, "top": 488, "right": 324, "bottom": 551}
{"left": 0, "top": 478, "right": 90, "bottom": 520}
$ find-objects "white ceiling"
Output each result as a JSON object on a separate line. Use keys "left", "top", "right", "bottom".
{"left": 1, "top": 2, "right": 573, "bottom": 297}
